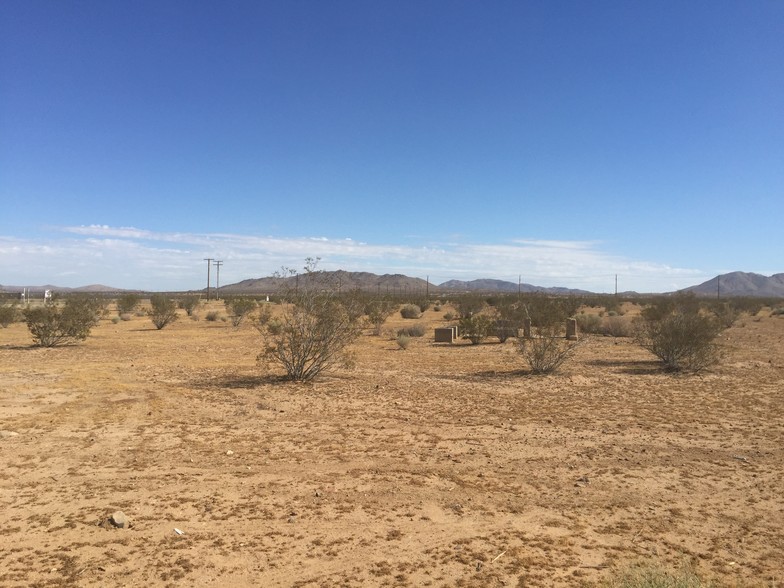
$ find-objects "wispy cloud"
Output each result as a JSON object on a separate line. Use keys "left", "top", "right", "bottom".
{"left": 0, "top": 225, "right": 708, "bottom": 292}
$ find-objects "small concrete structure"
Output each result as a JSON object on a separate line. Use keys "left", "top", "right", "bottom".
{"left": 566, "top": 318, "right": 578, "bottom": 341}
{"left": 434, "top": 326, "right": 458, "bottom": 343}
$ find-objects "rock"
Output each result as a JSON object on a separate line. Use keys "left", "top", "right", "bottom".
{"left": 0, "top": 430, "right": 19, "bottom": 438}
{"left": 110, "top": 511, "right": 129, "bottom": 529}
{"left": 226, "top": 450, "right": 234, "bottom": 456}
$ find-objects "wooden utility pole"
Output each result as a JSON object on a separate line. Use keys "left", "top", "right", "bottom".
{"left": 203, "top": 258, "right": 214, "bottom": 300}
{"left": 213, "top": 260, "right": 223, "bottom": 299}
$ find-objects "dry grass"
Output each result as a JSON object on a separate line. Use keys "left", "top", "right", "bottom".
{"left": 0, "top": 301, "right": 782, "bottom": 586}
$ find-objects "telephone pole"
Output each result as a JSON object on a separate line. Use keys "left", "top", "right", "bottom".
{"left": 203, "top": 258, "right": 214, "bottom": 300}
{"left": 213, "top": 260, "right": 224, "bottom": 300}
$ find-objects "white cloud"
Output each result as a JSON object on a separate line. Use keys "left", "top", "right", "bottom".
{"left": 0, "top": 226, "right": 709, "bottom": 292}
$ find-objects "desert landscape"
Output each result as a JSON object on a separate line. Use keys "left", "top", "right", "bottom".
{"left": 0, "top": 300, "right": 782, "bottom": 587}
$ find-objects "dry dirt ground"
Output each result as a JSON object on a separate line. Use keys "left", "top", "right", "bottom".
{"left": 0, "top": 302, "right": 782, "bottom": 587}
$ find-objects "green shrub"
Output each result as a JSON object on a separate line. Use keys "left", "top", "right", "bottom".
{"left": 771, "top": 307, "right": 784, "bottom": 316}
{"left": 256, "top": 260, "right": 364, "bottom": 381}
{"left": 226, "top": 297, "right": 257, "bottom": 327}
{"left": 634, "top": 298, "right": 723, "bottom": 372}
{"left": 116, "top": 293, "right": 141, "bottom": 314}
{"left": 23, "top": 296, "right": 101, "bottom": 347}
{"left": 575, "top": 313, "right": 603, "bottom": 334}
{"left": 459, "top": 314, "right": 494, "bottom": 344}
{"left": 443, "top": 311, "right": 456, "bottom": 321}
{"left": 365, "top": 299, "right": 396, "bottom": 335}
{"left": 179, "top": 295, "right": 201, "bottom": 317}
{"left": 111, "top": 316, "right": 121, "bottom": 324}
{"left": 396, "top": 334, "right": 411, "bottom": 350}
{"left": 0, "top": 303, "right": 18, "bottom": 328}
{"left": 400, "top": 304, "right": 421, "bottom": 319}
{"left": 149, "top": 295, "right": 179, "bottom": 330}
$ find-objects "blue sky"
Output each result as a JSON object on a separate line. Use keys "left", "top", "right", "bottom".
{"left": 1, "top": 1, "right": 782, "bottom": 292}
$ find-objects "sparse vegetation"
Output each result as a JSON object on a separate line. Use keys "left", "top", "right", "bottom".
{"left": 148, "top": 295, "right": 179, "bottom": 330}
{"left": 575, "top": 312, "right": 603, "bottom": 334}
{"left": 396, "top": 323, "right": 427, "bottom": 338}
{"left": 396, "top": 333, "right": 411, "bottom": 349}
{"left": 205, "top": 311, "right": 220, "bottom": 321}
{"left": 23, "top": 295, "right": 101, "bottom": 347}
{"left": 255, "top": 259, "right": 364, "bottom": 381}
{"left": 603, "top": 559, "right": 714, "bottom": 588}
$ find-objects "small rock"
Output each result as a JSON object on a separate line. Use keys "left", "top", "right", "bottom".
{"left": 576, "top": 475, "right": 589, "bottom": 484}
{"left": 110, "top": 511, "right": 129, "bottom": 529}
{"left": 314, "top": 490, "right": 322, "bottom": 498}
{"left": 226, "top": 450, "right": 234, "bottom": 456}
{"left": 287, "top": 516, "right": 296, "bottom": 524}
{"left": 0, "top": 430, "right": 20, "bottom": 439}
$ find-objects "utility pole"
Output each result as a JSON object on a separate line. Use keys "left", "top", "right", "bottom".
{"left": 213, "top": 260, "right": 223, "bottom": 300}
{"left": 518, "top": 275, "right": 521, "bottom": 297}
{"left": 426, "top": 275, "right": 429, "bottom": 299}
{"left": 203, "top": 258, "right": 214, "bottom": 300}
{"left": 615, "top": 274, "right": 618, "bottom": 297}
{"left": 717, "top": 275, "right": 720, "bottom": 300}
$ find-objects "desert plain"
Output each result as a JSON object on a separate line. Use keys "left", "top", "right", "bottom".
{"left": 0, "top": 300, "right": 782, "bottom": 587}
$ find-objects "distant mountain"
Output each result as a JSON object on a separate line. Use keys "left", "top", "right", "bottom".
{"left": 220, "top": 270, "right": 431, "bottom": 294}
{"left": 438, "top": 278, "right": 592, "bottom": 296}
{"left": 682, "top": 272, "right": 784, "bottom": 298}
{"left": 221, "top": 271, "right": 592, "bottom": 296}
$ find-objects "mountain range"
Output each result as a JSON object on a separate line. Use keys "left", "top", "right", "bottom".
{"left": 2, "top": 271, "right": 783, "bottom": 297}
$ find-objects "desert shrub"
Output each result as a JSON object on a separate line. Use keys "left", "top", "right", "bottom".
{"left": 453, "top": 294, "right": 486, "bottom": 319}
{"left": 575, "top": 313, "right": 604, "bottom": 334}
{"left": 179, "top": 295, "right": 201, "bottom": 317}
{"left": 603, "top": 559, "right": 714, "bottom": 587}
{"left": 414, "top": 298, "right": 431, "bottom": 313}
{"left": 116, "top": 293, "right": 141, "bottom": 314}
{"left": 443, "top": 311, "right": 456, "bottom": 321}
{"left": 365, "top": 298, "right": 396, "bottom": 335}
{"left": 226, "top": 297, "right": 257, "bottom": 327}
{"left": 256, "top": 260, "right": 364, "bottom": 382}
{"left": 0, "top": 303, "right": 18, "bottom": 327}
{"left": 520, "top": 293, "right": 576, "bottom": 329}
{"left": 396, "top": 323, "right": 427, "bottom": 338}
{"left": 770, "top": 307, "right": 784, "bottom": 316}
{"left": 494, "top": 299, "right": 526, "bottom": 342}
{"left": 634, "top": 298, "right": 723, "bottom": 372}
{"left": 605, "top": 315, "right": 632, "bottom": 338}
{"left": 400, "top": 304, "right": 421, "bottom": 319}
{"left": 459, "top": 314, "right": 495, "bottom": 344}
{"left": 708, "top": 301, "right": 739, "bottom": 329}
{"left": 119, "top": 312, "right": 133, "bottom": 321}
{"left": 111, "top": 316, "right": 121, "bottom": 324}
{"left": 23, "top": 295, "right": 101, "bottom": 347}
{"left": 148, "top": 295, "right": 179, "bottom": 330}
{"left": 518, "top": 325, "right": 581, "bottom": 374}
{"left": 396, "top": 334, "right": 411, "bottom": 350}
{"left": 205, "top": 311, "right": 220, "bottom": 321}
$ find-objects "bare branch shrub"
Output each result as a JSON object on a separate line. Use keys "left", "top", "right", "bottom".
{"left": 149, "top": 295, "right": 179, "bottom": 330}
{"left": 518, "top": 325, "right": 582, "bottom": 374}
{"left": 255, "top": 260, "right": 363, "bottom": 382}
{"left": 179, "top": 295, "right": 201, "bottom": 317}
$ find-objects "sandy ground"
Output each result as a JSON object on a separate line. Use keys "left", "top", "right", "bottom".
{"left": 0, "top": 301, "right": 782, "bottom": 587}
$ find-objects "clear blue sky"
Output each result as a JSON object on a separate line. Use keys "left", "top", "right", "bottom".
{"left": 2, "top": 1, "right": 782, "bottom": 292}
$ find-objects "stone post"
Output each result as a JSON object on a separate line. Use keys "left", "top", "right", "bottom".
{"left": 566, "top": 318, "right": 578, "bottom": 341}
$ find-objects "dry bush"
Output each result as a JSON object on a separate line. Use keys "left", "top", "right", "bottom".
{"left": 518, "top": 326, "right": 582, "bottom": 374}
{"left": 603, "top": 559, "right": 714, "bottom": 587}
{"left": 205, "top": 311, "right": 220, "bottom": 321}
{"left": 365, "top": 298, "right": 396, "bottom": 335}
{"left": 399, "top": 304, "right": 421, "bottom": 319}
{"left": 605, "top": 315, "right": 632, "bottom": 338}
{"left": 396, "top": 323, "right": 427, "bottom": 338}
{"left": 116, "top": 293, "right": 141, "bottom": 314}
{"left": 179, "top": 295, "right": 201, "bottom": 317}
{"left": 396, "top": 334, "right": 411, "bottom": 350}
{"left": 575, "top": 313, "right": 603, "bottom": 334}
